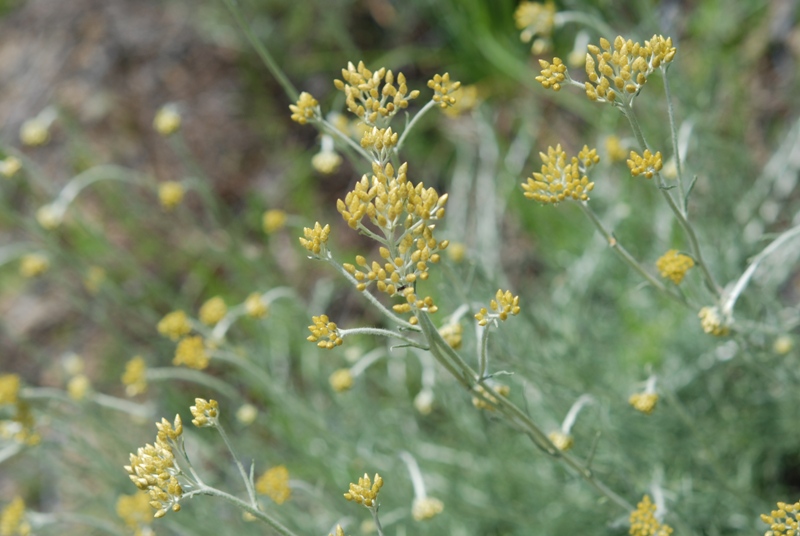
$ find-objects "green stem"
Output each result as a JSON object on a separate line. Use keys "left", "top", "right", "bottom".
{"left": 215, "top": 421, "right": 258, "bottom": 505}
{"left": 220, "top": 0, "right": 299, "bottom": 103}
{"left": 183, "top": 485, "right": 298, "bottom": 536}
{"left": 478, "top": 324, "right": 490, "bottom": 379}
{"left": 395, "top": 100, "right": 437, "bottom": 154}
{"left": 338, "top": 326, "right": 426, "bottom": 348}
{"left": 319, "top": 119, "right": 373, "bottom": 163}
{"left": 553, "top": 11, "right": 617, "bottom": 40}
{"left": 661, "top": 67, "right": 687, "bottom": 204}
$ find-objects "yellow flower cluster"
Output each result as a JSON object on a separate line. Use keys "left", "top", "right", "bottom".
{"left": 289, "top": 92, "right": 319, "bottom": 125}
{"left": 655, "top": 249, "right": 694, "bottom": 284}
{"left": 116, "top": 492, "right": 153, "bottom": 534}
{"left": 36, "top": 204, "right": 62, "bottom": 230}
{"left": 522, "top": 144, "right": 599, "bottom": 204}
{"left": 629, "top": 392, "right": 658, "bottom": 415}
{"left": 263, "top": 209, "right": 287, "bottom": 234}
{"left": 762, "top": 500, "right": 800, "bottom": 536}
{"left": 329, "top": 525, "right": 346, "bottom": 536}
{"left": 125, "top": 416, "right": 184, "bottom": 519}
{"left": 245, "top": 292, "right": 269, "bottom": 318}
{"left": 190, "top": 398, "right": 218, "bottom": 428}
{"left": 439, "top": 322, "right": 463, "bottom": 349}
{"left": 158, "top": 181, "right": 185, "bottom": 210}
{"left": 605, "top": 136, "right": 628, "bottom": 163}
{"left": 472, "top": 383, "right": 510, "bottom": 411}
{"left": 311, "top": 149, "right": 343, "bottom": 174}
{"left": 535, "top": 57, "right": 567, "bottom": 91}
{"left": 474, "top": 289, "right": 521, "bottom": 326}
{"left": 122, "top": 356, "right": 148, "bottom": 396}
{"left": 428, "top": 73, "right": 461, "bottom": 108}
{"left": 307, "top": 314, "right": 343, "bottom": 349}
{"left": 360, "top": 126, "right": 398, "bottom": 164}
{"left": 157, "top": 310, "right": 192, "bottom": 341}
{"left": 329, "top": 368, "right": 354, "bottom": 392}
{"left": 256, "top": 465, "right": 292, "bottom": 505}
{"left": 2, "top": 401, "right": 40, "bottom": 446}
{"left": 173, "top": 335, "right": 209, "bottom": 370}
{"left": 584, "top": 36, "right": 676, "bottom": 105}
{"left": 698, "top": 306, "right": 729, "bottom": 337}
{"left": 0, "top": 497, "right": 31, "bottom": 536}
{"left": 627, "top": 149, "right": 663, "bottom": 179}
{"left": 547, "top": 430, "right": 574, "bottom": 452}
{"left": 19, "top": 253, "right": 49, "bottom": 278}
{"left": 629, "top": 495, "right": 673, "bottom": 536}
{"left": 299, "top": 222, "right": 331, "bottom": 257}
{"left": 334, "top": 62, "right": 419, "bottom": 127}
{"left": 514, "top": 1, "right": 555, "bottom": 54}
{"left": 0, "top": 374, "right": 21, "bottom": 406}
{"left": 199, "top": 296, "right": 227, "bottom": 326}
{"left": 412, "top": 497, "right": 444, "bottom": 521}
{"left": 344, "top": 473, "right": 384, "bottom": 507}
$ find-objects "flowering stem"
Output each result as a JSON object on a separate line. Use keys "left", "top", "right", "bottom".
{"left": 338, "top": 326, "right": 426, "bottom": 349}
{"left": 319, "top": 118, "right": 373, "bottom": 162}
{"left": 220, "top": 0, "right": 299, "bottom": 103}
{"left": 395, "top": 100, "right": 438, "bottom": 154}
{"left": 398, "top": 451, "right": 427, "bottom": 500}
{"left": 215, "top": 421, "right": 258, "bottom": 506}
{"left": 477, "top": 323, "right": 491, "bottom": 379}
{"left": 553, "top": 11, "right": 617, "bottom": 40}
{"left": 183, "top": 485, "right": 298, "bottom": 536}
{"left": 369, "top": 506, "right": 386, "bottom": 536}
{"left": 661, "top": 68, "right": 687, "bottom": 204}
{"left": 577, "top": 202, "right": 688, "bottom": 307}
{"left": 350, "top": 348, "right": 386, "bottom": 377}
{"left": 621, "top": 105, "right": 722, "bottom": 297}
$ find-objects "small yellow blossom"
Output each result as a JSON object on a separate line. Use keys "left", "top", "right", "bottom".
{"left": 535, "top": 57, "right": 567, "bottom": 91}
{"left": 18, "top": 254, "right": 49, "bottom": 278}
{"left": 605, "top": 136, "right": 628, "bottom": 163}
{"left": 125, "top": 420, "right": 184, "bottom": 518}
{"left": 629, "top": 392, "right": 658, "bottom": 415}
{"left": 236, "top": 403, "right": 258, "bottom": 425}
{"left": 514, "top": 1, "right": 555, "bottom": 54}
{"left": 629, "top": 495, "right": 673, "bottom": 536}
{"left": 522, "top": 144, "right": 599, "bottom": 204}
{"left": 774, "top": 335, "right": 793, "bottom": 355}
{"left": 153, "top": 105, "right": 182, "bottom": 136}
{"left": 0, "top": 156, "right": 21, "bottom": 178}
{"left": 329, "top": 526, "right": 347, "bottom": 536}
{"left": 360, "top": 126, "right": 398, "bottom": 163}
{"left": 67, "top": 374, "right": 91, "bottom": 401}
{"left": 173, "top": 336, "right": 209, "bottom": 370}
{"left": 256, "top": 465, "right": 292, "bottom": 505}
{"left": 5, "top": 402, "right": 40, "bottom": 446}
{"left": 122, "top": 356, "right": 148, "bottom": 397}
{"left": 262, "top": 209, "right": 287, "bottom": 234}
{"left": 307, "top": 314, "right": 343, "bottom": 349}
{"left": 627, "top": 149, "right": 663, "bottom": 179}
{"left": 698, "top": 306, "right": 729, "bottom": 337}
{"left": 312, "top": 149, "right": 343, "bottom": 174}
{"left": 761, "top": 499, "right": 800, "bottom": 536}
{"left": 412, "top": 497, "right": 444, "bottom": 521}
{"left": 158, "top": 181, "right": 185, "bottom": 210}
{"left": 0, "top": 497, "right": 31, "bottom": 536}
{"left": 334, "top": 62, "right": 419, "bottom": 127}
{"left": 329, "top": 368, "right": 354, "bottom": 392}
{"left": 289, "top": 92, "right": 319, "bottom": 125}
{"left": 446, "top": 242, "right": 467, "bottom": 263}
{"left": 299, "top": 222, "right": 331, "bottom": 256}
{"left": 157, "top": 310, "right": 192, "bottom": 341}
{"left": 20, "top": 118, "right": 50, "bottom": 146}
{"left": 428, "top": 73, "right": 461, "bottom": 108}
{"left": 547, "top": 430, "right": 574, "bottom": 452}
{"left": 439, "top": 322, "right": 463, "bottom": 349}
{"left": 36, "top": 204, "right": 62, "bottom": 230}
{"left": 83, "top": 265, "right": 106, "bottom": 294}
{"left": 472, "top": 383, "right": 510, "bottom": 411}
{"left": 116, "top": 492, "right": 154, "bottom": 534}
{"left": 190, "top": 398, "right": 219, "bottom": 428}
{"left": 245, "top": 292, "right": 269, "bottom": 318}
{"left": 655, "top": 249, "right": 694, "bottom": 284}
{"left": 199, "top": 296, "right": 227, "bottom": 326}
{"left": 344, "top": 473, "right": 384, "bottom": 507}
{"left": 0, "top": 374, "right": 21, "bottom": 406}
{"left": 475, "top": 289, "right": 521, "bottom": 326}
{"left": 442, "top": 85, "right": 481, "bottom": 117}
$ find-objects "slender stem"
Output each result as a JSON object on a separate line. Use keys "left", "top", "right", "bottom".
{"left": 578, "top": 202, "right": 688, "bottom": 307}
{"left": 319, "top": 119, "right": 373, "bottom": 163}
{"left": 369, "top": 506, "right": 386, "bottom": 536}
{"left": 477, "top": 324, "right": 490, "bottom": 379}
{"left": 183, "top": 485, "right": 298, "bottom": 536}
{"left": 220, "top": 0, "right": 298, "bottom": 103}
{"left": 395, "top": 100, "right": 437, "bottom": 154}
{"left": 350, "top": 348, "right": 386, "bottom": 377}
{"left": 338, "top": 326, "right": 426, "bottom": 349}
{"left": 398, "top": 451, "right": 427, "bottom": 499}
{"left": 88, "top": 393, "right": 153, "bottom": 418}
{"left": 553, "top": 11, "right": 617, "bottom": 39}
{"left": 661, "top": 68, "right": 686, "bottom": 204}
{"left": 215, "top": 422, "right": 258, "bottom": 505}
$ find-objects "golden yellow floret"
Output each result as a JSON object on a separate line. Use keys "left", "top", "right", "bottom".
{"left": 263, "top": 209, "right": 287, "bottom": 234}
{"left": 412, "top": 497, "right": 444, "bottom": 521}
{"left": 125, "top": 428, "right": 184, "bottom": 518}
{"left": 173, "top": 336, "right": 209, "bottom": 370}
{"left": 190, "top": 398, "right": 219, "bottom": 428}
{"left": 627, "top": 149, "right": 663, "bottom": 179}
{"left": 629, "top": 392, "right": 658, "bottom": 415}
{"left": 157, "top": 310, "right": 192, "bottom": 341}
{"left": 0, "top": 374, "right": 21, "bottom": 406}
{"left": 0, "top": 497, "right": 31, "bottom": 536}
{"left": 428, "top": 73, "right": 462, "bottom": 108}
{"left": 312, "top": 149, "right": 343, "bottom": 174}
{"left": 153, "top": 105, "right": 181, "bottom": 136}
{"left": 245, "top": 292, "right": 269, "bottom": 318}
{"left": 122, "top": 356, "right": 148, "bottom": 397}
{"left": 761, "top": 499, "right": 800, "bottom": 536}
{"left": 344, "top": 473, "right": 384, "bottom": 507}
{"left": 329, "top": 368, "right": 354, "bottom": 392}
{"left": 629, "top": 495, "right": 673, "bottom": 536}
{"left": 116, "top": 492, "right": 154, "bottom": 533}
{"left": 547, "top": 430, "right": 574, "bottom": 451}
{"left": 605, "top": 135, "right": 628, "bottom": 163}
{"left": 439, "top": 322, "right": 463, "bottom": 349}
{"left": 514, "top": 1, "right": 555, "bottom": 54}
{"left": 307, "top": 314, "right": 343, "bottom": 349}
{"left": 655, "top": 249, "right": 694, "bottom": 284}
{"left": 158, "top": 181, "right": 185, "bottom": 210}
{"left": 329, "top": 525, "right": 347, "bottom": 536}
{"left": 256, "top": 465, "right": 292, "bottom": 505}
{"left": 19, "top": 253, "right": 49, "bottom": 278}
{"left": 289, "top": 92, "right": 319, "bottom": 125}
{"left": 522, "top": 144, "right": 598, "bottom": 204}
{"left": 299, "top": 222, "right": 331, "bottom": 256}
{"left": 67, "top": 374, "right": 91, "bottom": 401}
{"left": 535, "top": 57, "right": 567, "bottom": 91}
{"left": 156, "top": 415, "right": 183, "bottom": 443}
{"left": 472, "top": 383, "right": 510, "bottom": 411}
{"left": 199, "top": 296, "right": 227, "bottom": 326}
{"left": 698, "top": 306, "right": 729, "bottom": 337}
{"left": 474, "top": 289, "right": 521, "bottom": 326}
{"left": 334, "top": 61, "right": 420, "bottom": 127}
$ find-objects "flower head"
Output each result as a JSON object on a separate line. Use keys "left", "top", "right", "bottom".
{"left": 158, "top": 181, "right": 185, "bottom": 210}
{"left": 655, "top": 250, "right": 694, "bottom": 284}
{"left": 0, "top": 497, "right": 31, "bottom": 536}
{"left": 124, "top": 421, "right": 184, "bottom": 519}
{"left": 157, "top": 310, "right": 192, "bottom": 341}
{"left": 605, "top": 136, "right": 628, "bottom": 163}
{"left": 263, "top": 209, "right": 287, "bottom": 234}
{"left": 18, "top": 254, "right": 49, "bottom": 278}
{"left": 428, "top": 73, "right": 461, "bottom": 108}
{"left": 245, "top": 292, "right": 269, "bottom": 318}
{"left": 236, "top": 403, "right": 258, "bottom": 425}
{"left": 173, "top": 336, "right": 209, "bottom": 370}
{"left": 289, "top": 92, "right": 320, "bottom": 125}
{"left": 439, "top": 322, "right": 463, "bottom": 349}
{"left": 256, "top": 465, "right": 291, "bottom": 505}
{"left": 153, "top": 105, "right": 181, "bottom": 136}
{"left": 116, "top": 492, "right": 154, "bottom": 534}
{"left": 548, "top": 430, "right": 574, "bottom": 451}
{"left": 535, "top": 57, "right": 567, "bottom": 91}
{"left": 0, "top": 374, "right": 21, "bottom": 406}
{"left": 122, "top": 356, "right": 148, "bottom": 397}
{"left": 474, "top": 289, "right": 521, "bottom": 326}
{"left": 514, "top": 1, "right": 556, "bottom": 54}
{"left": 334, "top": 62, "right": 419, "bottom": 127}
{"left": 629, "top": 495, "right": 673, "bottom": 536}
{"left": 629, "top": 392, "right": 658, "bottom": 415}
{"left": 522, "top": 144, "right": 599, "bottom": 204}
{"left": 35, "top": 204, "right": 62, "bottom": 230}
{"left": 698, "top": 306, "right": 730, "bottom": 337}
{"left": 307, "top": 314, "right": 343, "bottom": 349}
{"left": 199, "top": 296, "right": 227, "bottom": 326}
{"left": 412, "top": 497, "right": 444, "bottom": 521}
{"left": 329, "top": 368, "right": 354, "bottom": 392}
{"left": 0, "top": 156, "right": 21, "bottom": 178}
{"left": 761, "top": 499, "right": 800, "bottom": 536}
{"left": 472, "top": 383, "right": 510, "bottom": 411}
{"left": 20, "top": 118, "right": 50, "bottom": 146}
{"left": 67, "top": 374, "right": 91, "bottom": 401}
{"left": 344, "top": 473, "right": 384, "bottom": 507}
{"left": 190, "top": 398, "right": 219, "bottom": 428}
{"left": 627, "top": 150, "right": 663, "bottom": 179}
{"left": 299, "top": 222, "right": 331, "bottom": 257}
